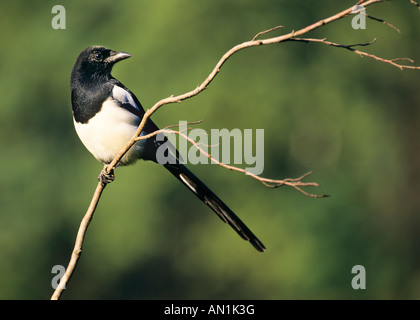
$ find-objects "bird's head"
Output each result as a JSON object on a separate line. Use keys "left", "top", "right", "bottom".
{"left": 72, "top": 46, "right": 131, "bottom": 82}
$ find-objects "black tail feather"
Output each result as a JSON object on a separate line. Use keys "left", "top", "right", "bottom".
{"left": 163, "top": 163, "right": 266, "bottom": 252}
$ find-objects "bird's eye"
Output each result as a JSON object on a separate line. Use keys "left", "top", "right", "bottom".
{"left": 93, "top": 52, "right": 103, "bottom": 61}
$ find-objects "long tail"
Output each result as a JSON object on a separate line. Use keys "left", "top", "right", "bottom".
{"left": 163, "top": 163, "right": 266, "bottom": 252}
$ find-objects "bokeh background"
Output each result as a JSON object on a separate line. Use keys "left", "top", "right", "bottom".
{"left": 0, "top": 0, "right": 419, "bottom": 299}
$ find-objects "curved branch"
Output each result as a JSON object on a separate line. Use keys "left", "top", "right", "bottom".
{"left": 51, "top": 181, "right": 106, "bottom": 300}
{"left": 135, "top": 127, "right": 328, "bottom": 198}
{"left": 104, "top": 0, "right": 405, "bottom": 171}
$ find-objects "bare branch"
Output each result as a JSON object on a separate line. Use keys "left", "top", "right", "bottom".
{"left": 365, "top": 14, "right": 401, "bottom": 33}
{"left": 291, "top": 37, "right": 420, "bottom": 70}
{"left": 51, "top": 181, "right": 106, "bottom": 300}
{"left": 252, "top": 25, "right": 284, "bottom": 41}
{"left": 135, "top": 127, "right": 327, "bottom": 198}
{"left": 106, "top": 1, "right": 399, "bottom": 172}
{"left": 410, "top": 0, "right": 420, "bottom": 10}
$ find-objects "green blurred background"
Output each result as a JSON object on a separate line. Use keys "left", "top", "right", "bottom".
{"left": 0, "top": 0, "right": 419, "bottom": 299}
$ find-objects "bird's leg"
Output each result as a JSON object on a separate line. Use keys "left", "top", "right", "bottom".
{"left": 99, "top": 165, "right": 115, "bottom": 185}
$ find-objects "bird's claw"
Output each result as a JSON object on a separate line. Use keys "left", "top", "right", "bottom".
{"left": 99, "top": 167, "right": 115, "bottom": 185}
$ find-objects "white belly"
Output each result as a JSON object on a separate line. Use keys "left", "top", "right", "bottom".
{"left": 74, "top": 98, "right": 143, "bottom": 165}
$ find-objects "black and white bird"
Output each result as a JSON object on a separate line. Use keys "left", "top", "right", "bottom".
{"left": 70, "top": 45, "right": 265, "bottom": 252}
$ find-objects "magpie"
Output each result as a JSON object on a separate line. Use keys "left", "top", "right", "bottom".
{"left": 71, "top": 45, "right": 265, "bottom": 252}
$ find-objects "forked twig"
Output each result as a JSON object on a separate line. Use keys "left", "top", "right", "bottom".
{"left": 291, "top": 37, "right": 420, "bottom": 70}
{"left": 135, "top": 127, "right": 328, "bottom": 198}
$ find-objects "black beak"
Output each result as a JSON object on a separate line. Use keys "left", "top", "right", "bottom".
{"left": 105, "top": 50, "right": 132, "bottom": 63}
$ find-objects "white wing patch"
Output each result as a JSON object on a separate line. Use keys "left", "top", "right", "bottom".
{"left": 111, "top": 85, "right": 139, "bottom": 111}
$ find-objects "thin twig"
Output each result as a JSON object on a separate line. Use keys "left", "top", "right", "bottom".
{"left": 252, "top": 25, "right": 284, "bottom": 41}
{"left": 136, "top": 128, "right": 327, "bottom": 198}
{"left": 410, "top": 0, "right": 420, "bottom": 10}
{"left": 51, "top": 181, "right": 106, "bottom": 300}
{"left": 366, "top": 14, "right": 401, "bottom": 33}
{"left": 291, "top": 37, "right": 420, "bottom": 70}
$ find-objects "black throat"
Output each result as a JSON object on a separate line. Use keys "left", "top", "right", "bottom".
{"left": 71, "top": 67, "right": 113, "bottom": 124}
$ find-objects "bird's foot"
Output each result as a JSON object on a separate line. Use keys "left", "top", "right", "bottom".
{"left": 99, "top": 166, "right": 115, "bottom": 185}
